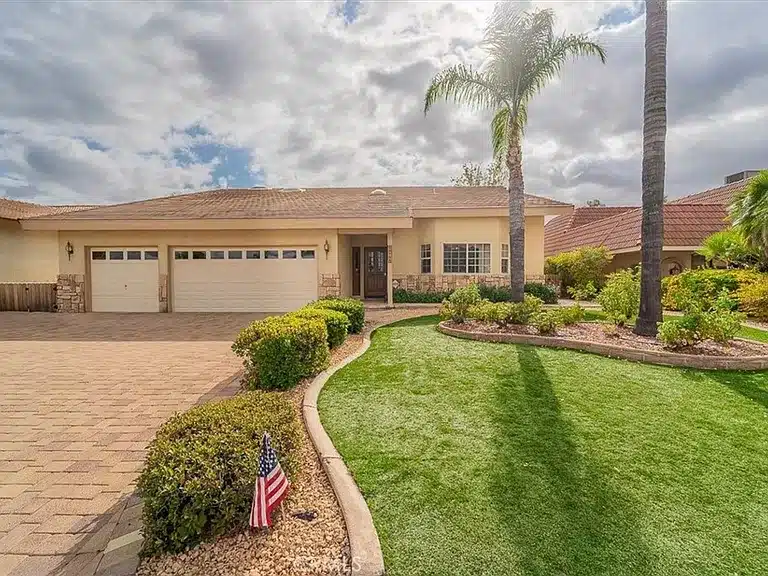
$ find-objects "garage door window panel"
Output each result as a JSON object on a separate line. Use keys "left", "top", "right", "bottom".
{"left": 175, "top": 251, "right": 189, "bottom": 260}
{"left": 145, "top": 251, "right": 158, "bottom": 260}
{"left": 229, "top": 250, "right": 243, "bottom": 259}
{"left": 246, "top": 250, "right": 260, "bottom": 259}
{"left": 301, "top": 250, "right": 315, "bottom": 259}
{"left": 210, "top": 250, "right": 225, "bottom": 260}
{"left": 192, "top": 251, "right": 207, "bottom": 260}
{"left": 109, "top": 251, "right": 124, "bottom": 261}
{"left": 282, "top": 250, "right": 297, "bottom": 259}
{"left": 265, "top": 250, "right": 279, "bottom": 259}
{"left": 127, "top": 251, "right": 142, "bottom": 260}
{"left": 92, "top": 251, "right": 106, "bottom": 261}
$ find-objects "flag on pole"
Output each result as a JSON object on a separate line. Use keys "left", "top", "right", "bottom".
{"left": 250, "top": 433, "right": 289, "bottom": 528}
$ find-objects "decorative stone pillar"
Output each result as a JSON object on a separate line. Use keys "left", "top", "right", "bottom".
{"left": 319, "top": 273, "right": 341, "bottom": 298}
{"left": 56, "top": 274, "right": 86, "bottom": 313}
{"left": 159, "top": 273, "right": 168, "bottom": 312}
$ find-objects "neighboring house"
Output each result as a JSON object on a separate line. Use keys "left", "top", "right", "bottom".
{"left": 19, "top": 186, "right": 571, "bottom": 312}
{"left": 544, "top": 172, "right": 756, "bottom": 276}
{"left": 0, "top": 198, "right": 94, "bottom": 282}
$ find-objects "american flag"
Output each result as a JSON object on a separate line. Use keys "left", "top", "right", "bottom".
{"left": 250, "top": 433, "right": 289, "bottom": 528}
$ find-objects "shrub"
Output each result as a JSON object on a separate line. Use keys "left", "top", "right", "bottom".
{"left": 523, "top": 282, "right": 558, "bottom": 304}
{"left": 567, "top": 281, "right": 597, "bottom": 302}
{"left": 533, "top": 311, "right": 560, "bottom": 335}
{"left": 597, "top": 268, "right": 641, "bottom": 326}
{"left": 232, "top": 315, "right": 329, "bottom": 390}
{"left": 555, "top": 304, "right": 585, "bottom": 326}
{"left": 661, "top": 269, "right": 764, "bottom": 311}
{"left": 737, "top": 281, "right": 768, "bottom": 320}
{"left": 446, "top": 284, "right": 481, "bottom": 323}
{"left": 137, "top": 392, "right": 302, "bottom": 556}
{"left": 466, "top": 295, "right": 543, "bottom": 326}
{"left": 289, "top": 307, "right": 349, "bottom": 348}
{"left": 545, "top": 246, "right": 613, "bottom": 294}
{"left": 393, "top": 288, "right": 449, "bottom": 303}
{"left": 311, "top": 298, "right": 365, "bottom": 333}
{"left": 657, "top": 291, "right": 746, "bottom": 349}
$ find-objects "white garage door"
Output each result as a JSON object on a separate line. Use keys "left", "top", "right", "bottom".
{"left": 171, "top": 247, "right": 318, "bottom": 312}
{"left": 90, "top": 248, "right": 159, "bottom": 312}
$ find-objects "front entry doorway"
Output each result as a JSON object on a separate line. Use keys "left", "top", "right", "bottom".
{"left": 364, "top": 247, "right": 387, "bottom": 298}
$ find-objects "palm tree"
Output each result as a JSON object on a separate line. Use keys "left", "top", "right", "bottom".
{"left": 424, "top": 5, "right": 605, "bottom": 301}
{"left": 635, "top": 0, "right": 668, "bottom": 337}
{"left": 731, "top": 170, "right": 768, "bottom": 258}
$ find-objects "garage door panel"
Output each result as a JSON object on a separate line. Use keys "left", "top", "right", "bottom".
{"left": 172, "top": 248, "right": 318, "bottom": 313}
{"left": 90, "top": 248, "right": 159, "bottom": 313}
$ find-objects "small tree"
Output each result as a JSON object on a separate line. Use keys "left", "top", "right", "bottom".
{"left": 451, "top": 158, "right": 507, "bottom": 186}
{"left": 586, "top": 199, "right": 604, "bottom": 207}
{"left": 696, "top": 229, "right": 759, "bottom": 269}
{"left": 545, "top": 246, "right": 613, "bottom": 295}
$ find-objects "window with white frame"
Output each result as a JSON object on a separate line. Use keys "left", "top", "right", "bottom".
{"left": 420, "top": 244, "right": 431, "bottom": 274}
{"left": 501, "top": 243, "right": 509, "bottom": 274}
{"left": 443, "top": 243, "right": 491, "bottom": 274}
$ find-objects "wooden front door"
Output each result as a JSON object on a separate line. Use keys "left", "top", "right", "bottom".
{"left": 364, "top": 247, "right": 387, "bottom": 298}
{"left": 352, "top": 247, "right": 361, "bottom": 296}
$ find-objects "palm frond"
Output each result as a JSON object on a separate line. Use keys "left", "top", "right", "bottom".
{"left": 423, "top": 64, "right": 505, "bottom": 115}
{"left": 520, "top": 33, "right": 606, "bottom": 102}
{"left": 731, "top": 170, "right": 768, "bottom": 251}
{"left": 491, "top": 107, "right": 510, "bottom": 162}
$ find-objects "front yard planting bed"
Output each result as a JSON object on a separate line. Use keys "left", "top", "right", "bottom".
{"left": 319, "top": 316, "right": 768, "bottom": 576}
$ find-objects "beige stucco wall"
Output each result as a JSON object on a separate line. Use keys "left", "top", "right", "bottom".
{"left": 58, "top": 229, "right": 340, "bottom": 277}
{"left": 0, "top": 219, "right": 60, "bottom": 282}
{"left": 607, "top": 250, "right": 696, "bottom": 276}
{"left": 337, "top": 233, "right": 352, "bottom": 297}
{"left": 389, "top": 215, "right": 546, "bottom": 278}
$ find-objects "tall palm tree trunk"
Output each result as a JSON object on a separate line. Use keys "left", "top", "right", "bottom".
{"left": 507, "top": 129, "right": 526, "bottom": 302}
{"left": 635, "top": 0, "right": 667, "bottom": 336}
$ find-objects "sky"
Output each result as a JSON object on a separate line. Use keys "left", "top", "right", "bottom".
{"left": 0, "top": 0, "right": 767, "bottom": 207}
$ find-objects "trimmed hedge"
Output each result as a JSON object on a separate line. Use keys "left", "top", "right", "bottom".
{"left": 394, "top": 282, "right": 558, "bottom": 304}
{"left": 467, "top": 295, "right": 543, "bottom": 326}
{"left": 289, "top": 307, "right": 349, "bottom": 348}
{"left": 137, "top": 392, "right": 302, "bottom": 556}
{"left": 737, "top": 281, "right": 768, "bottom": 320}
{"left": 311, "top": 298, "right": 365, "bottom": 333}
{"left": 232, "top": 315, "right": 330, "bottom": 390}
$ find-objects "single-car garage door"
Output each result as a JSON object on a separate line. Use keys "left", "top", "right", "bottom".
{"left": 90, "top": 248, "right": 159, "bottom": 312}
{"left": 171, "top": 247, "right": 318, "bottom": 312}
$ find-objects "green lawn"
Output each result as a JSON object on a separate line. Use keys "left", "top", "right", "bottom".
{"left": 319, "top": 317, "right": 768, "bottom": 576}
{"left": 582, "top": 310, "right": 768, "bottom": 343}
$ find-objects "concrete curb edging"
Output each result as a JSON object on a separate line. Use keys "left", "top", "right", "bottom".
{"left": 303, "top": 333, "right": 385, "bottom": 576}
{"left": 438, "top": 322, "right": 768, "bottom": 371}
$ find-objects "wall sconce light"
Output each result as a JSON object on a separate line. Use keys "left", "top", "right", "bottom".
{"left": 323, "top": 239, "right": 330, "bottom": 259}
{"left": 65, "top": 242, "right": 75, "bottom": 261}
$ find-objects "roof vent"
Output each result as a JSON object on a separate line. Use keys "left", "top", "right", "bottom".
{"left": 370, "top": 188, "right": 387, "bottom": 196}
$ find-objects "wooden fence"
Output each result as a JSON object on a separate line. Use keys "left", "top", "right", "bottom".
{"left": 0, "top": 283, "right": 57, "bottom": 312}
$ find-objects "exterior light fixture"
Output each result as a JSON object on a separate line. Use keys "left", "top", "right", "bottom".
{"left": 65, "top": 241, "right": 75, "bottom": 261}
{"left": 323, "top": 239, "right": 330, "bottom": 258}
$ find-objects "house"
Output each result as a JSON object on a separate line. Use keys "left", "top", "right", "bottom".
{"left": 0, "top": 198, "right": 94, "bottom": 282}
{"left": 544, "top": 172, "right": 756, "bottom": 276}
{"left": 18, "top": 186, "right": 571, "bottom": 313}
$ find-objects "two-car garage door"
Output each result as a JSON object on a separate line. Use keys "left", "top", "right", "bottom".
{"left": 172, "top": 247, "right": 318, "bottom": 312}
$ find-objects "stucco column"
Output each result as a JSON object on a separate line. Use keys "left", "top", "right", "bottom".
{"left": 387, "top": 231, "right": 393, "bottom": 307}
{"left": 158, "top": 244, "right": 169, "bottom": 312}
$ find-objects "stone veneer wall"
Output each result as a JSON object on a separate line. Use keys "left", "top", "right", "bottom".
{"left": 159, "top": 273, "right": 168, "bottom": 313}
{"left": 56, "top": 274, "right": 86, "bottom": 313}
{"left": 392, "top": 274, "right": 546, "bottom": 292}
{"left": 319, "top": 273, "right": 341, "bottom": 298}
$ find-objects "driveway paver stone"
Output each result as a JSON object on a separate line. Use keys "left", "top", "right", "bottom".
{"left": 0, "top": 312, "right": 264, "bottom": 576}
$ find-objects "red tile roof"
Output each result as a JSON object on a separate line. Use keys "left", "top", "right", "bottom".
{"left": 545, "top": 206, "right": 635, "bottom": 250}
{"left": 668, "top": 178, "right": 751, "bottom": 206}
{"left": 29, "top": 186, "right": 571, "bottom": 221}
{"left": 0, "top": 198, "right": 96, "bottom": 220}
{"left": 545, "top": 203, "right": 729, "bottom": 256}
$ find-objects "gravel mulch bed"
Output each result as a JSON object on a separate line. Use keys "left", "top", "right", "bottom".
{"left": 137, "top": 307, "right": 437, "bottom": 576}
{"left": 453, "top": 320, "right": 768, "bottom": 357}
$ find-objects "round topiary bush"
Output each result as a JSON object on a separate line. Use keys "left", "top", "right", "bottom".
{"left": 311, "top": 297, "right": 365, "bottom": 333}
{"left": 137, "top": 392, "right": 302, "bottom": 556}
{"left": 289, "top": 306, "right": 350, "bottom": 348}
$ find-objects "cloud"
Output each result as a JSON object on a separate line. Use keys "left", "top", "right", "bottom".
{"left": 0, "top": 0, "right": 767, "bottom": 206}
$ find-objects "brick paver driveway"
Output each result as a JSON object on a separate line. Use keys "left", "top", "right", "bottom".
{"left": 0, "top": 313, "right": 264, "bottom": 576}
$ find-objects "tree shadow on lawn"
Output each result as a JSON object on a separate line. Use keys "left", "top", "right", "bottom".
{"left": 683, "top": 368, "right": 768, "bottom": 411}
{"left": 489, "top": 345, "right": 657, "bottom": 576}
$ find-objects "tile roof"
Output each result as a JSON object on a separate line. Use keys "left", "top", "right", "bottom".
{"left": 0, "top": 197, "right": 96, "bottom": 220}
{"left": 668, "top": 178, "right": 751, "bottom": 206}
{"left": 545, "top": 203, "right": 729, "bottom": 256}
{"left": 28, "top": 186, "right": 571, "bottom": 221}
{"left": 544, "top": 206, "right": 635, "bottom": 245}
